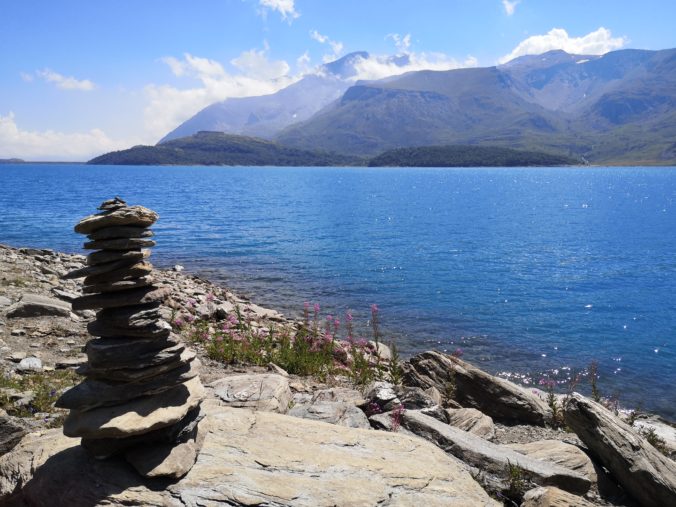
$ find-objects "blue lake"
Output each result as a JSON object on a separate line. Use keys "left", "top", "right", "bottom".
{"left": 1, "top": 163, "right": 674, "bottom": 417}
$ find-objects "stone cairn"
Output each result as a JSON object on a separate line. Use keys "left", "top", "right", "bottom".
{"left": 56, "top": 197, "right": 205, "bottom": 479}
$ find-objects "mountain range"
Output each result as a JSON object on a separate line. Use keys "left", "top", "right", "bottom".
{"left": 159, "top": 52, "right": 374, "bottom": 143}
{"left": 159, "top": 48, "right": 676, "bottom": 165}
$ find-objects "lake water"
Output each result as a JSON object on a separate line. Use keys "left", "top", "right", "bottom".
{"left": 1, "top": 163, "right": 674, "bottom": 417}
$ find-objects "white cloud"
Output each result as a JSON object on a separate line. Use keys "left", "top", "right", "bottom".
{"left": 387, "top": 33, "right": 412, "bottom": 52}
{"left": 296, "top": 51, "right": 312, "bottom": 74}
{"left": 310, "top": 30, "right": 344, "bottom": 63}
{"left": 20, "top": 72, "right": 34, "bottom": 82}
{"left": 499, "top": 27, "right": 627, "bottom": 64}
{"left": 348, "top": 33, "right": 478, "bottom": 80}
{"left": 231, "top": 41, "right": 290, "bottom": 80}
{"left": 502, "top": 0, "right": 520, "bottom": 16}
{"left": 258, "top": 0, "right": 298, "bottom": 21}
{"left": 0, "top": 112, "right": 132, "bottom": 161}
{"left": 36, "top": 68, "right": 95, "bottom": 91}
{"left": 145, "top": 49, "right": 296, "bottom": 139}
{"left": 353, "top": 52, "right": 479, "bottom": 81}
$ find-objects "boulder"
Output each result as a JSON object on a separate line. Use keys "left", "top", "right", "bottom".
{"left": 362, "top": 381, "right": 401, "bottom": 412}
{"left": 404, "top": 351, "right": 552, "bottom": 425}
{"left": 0, "top": 415, "right": 28, "bottom": 455}
{"left": 124, "top": 410, "right": 206, "bottom": 480}
{"left": 445, "top": 408, "right": 496, "bottom": 439}
{"left": 0, "top": 403, "right": 499, "bottom": 506}
{"left": 395, "top": 385, "right": 439, "bottom": 410}
{"left": 368, "top": 412, "right": 419, "bottom": 438}
{"left": 5, "top": 294, "right": 71, "bottom": 318}
{"left": 289, "top": 401, "right": 370, "bottom": 429}
{"left": 521, "top": 486, "right": 595, "bottom": 507}
{"left": 564, "top": 393, "right": 676, "bottom": 507}
{"left": 0, "top": 296, "right": 11, "bottom": 308}
{"left": 210, "top": 373, "right": 292, "bottom": 413}
{"left": 504, "top": 440, "right": 596, "bottom": 483}
{"left": 400, "top": 410, "right": 590, "bottom": 495}
{"left": 16, "top": 357, "right": 42, "bottom": 373}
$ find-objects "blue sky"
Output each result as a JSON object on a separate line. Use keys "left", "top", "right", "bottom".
{"left": 1, "top": 0, "right": 675, "bottom": 160}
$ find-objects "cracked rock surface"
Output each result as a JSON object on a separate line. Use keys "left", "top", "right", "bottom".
{"left": 0, "top": 401, "right": 499, "bottom": 507}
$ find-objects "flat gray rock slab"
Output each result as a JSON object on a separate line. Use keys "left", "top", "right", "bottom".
{"left": 63, "top": 377, "right": 204, "bottom": 439}
{"left": 5, "top": 293, "right": 71, "bottom": 318}
{"left": 311, "top": 387, "right": 365, "bottom": 405}
{"left": 504, "top": 439, "right": 596, "bottom": 483}
{"left": 210, "top": 373, "right": 292, "bottom": 413}
{"left": 564, "top": 393, "right": 676, "bottom": 507}
{"left": 86, "top": 226, "right": 154, "bottom": 241}
{"left": 522, "top": 486, "right": 595, "bottom": 507}
{"left": 401, "top": 410, "right": 591, "bottom": 495}
{"left": 445, "top": 407, "right": 496, "bottom": 439}
{"left": 72, "top": 285, "right": 170, "bottom": 311}
{"left": 0, "top": 403, "right": 499, "bottom": 506}
{"left": 289, "top": 401, "right": 371, "bottom": 429}
{"left": 74, "top": 205, "right": 158, "bottom": 234}
{"left": 56, "top": 360, "right": 199, "bottom": 411}
{"left": 404, "top": 351, "right": 552, "bottom": 426}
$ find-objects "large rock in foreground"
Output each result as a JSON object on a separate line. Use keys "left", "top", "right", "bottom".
{"left": 400, "top": 410, "right": 591, "bottom": 495}
{"left": 404, "top": 351, "right": 552, "bottom": 425}
{"left": 564, "top": 393, "right": 676, "bottom": 507}
{"left": 5, "top": 293, "right": 71, "bottom": 318}
{"left": 0, "top": 402, "right": 498, "bottom": 506}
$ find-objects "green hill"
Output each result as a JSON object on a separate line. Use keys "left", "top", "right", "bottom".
{"left": 368, "top": 145, "right": 579, "bottom": 167}
{"left": 88, "top": 131, "right": 361, "bottom": 166}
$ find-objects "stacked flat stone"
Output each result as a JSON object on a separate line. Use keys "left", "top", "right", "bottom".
{"left": 56, "top": 197, "right": 205, "bottom": 479}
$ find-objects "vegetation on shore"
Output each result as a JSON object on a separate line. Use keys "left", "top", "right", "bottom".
{"left": 174, "top": 298, "right": 401, "bottom": 387}
{"left": 368, "top": 144, "right": 579, "bottom": 167}
{"left": 87, "top": 131, "right": 581, "bottom": 167}
{"left": 88, "top": 131, "right": 362, "bottom": 166}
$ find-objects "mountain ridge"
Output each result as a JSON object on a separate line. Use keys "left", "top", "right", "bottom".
{"left": 275, "top": 47, "right": 676, "bottom": 163}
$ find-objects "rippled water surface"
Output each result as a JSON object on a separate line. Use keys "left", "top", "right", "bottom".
{"left": 1, "top": 164, "right": 674, "bottom": 417}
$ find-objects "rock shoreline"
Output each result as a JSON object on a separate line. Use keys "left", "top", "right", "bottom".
{"left": 1, "top": 243, "right": 675, "bottom": 506}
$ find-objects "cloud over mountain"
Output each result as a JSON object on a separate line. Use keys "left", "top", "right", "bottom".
{"left": 499, "top": 27, "right": 627, "bottom": 64}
